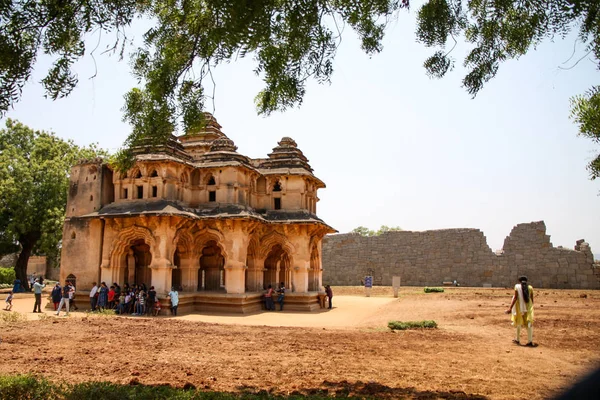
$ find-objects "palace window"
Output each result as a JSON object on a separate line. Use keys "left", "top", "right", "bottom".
{"left": 209, "top": 191, "right": 216, "bottom": 202}
{"left": 152, "top": 186, "right": 158, "bottom": 198}
{"left": 123, "top": 188, "right": 128, "bottom": 199}
{"left": 274, "top": 198, "right": 281, "bottom": 210}
{"left": 137, "top": 186, "right": 143, "bottom": 199}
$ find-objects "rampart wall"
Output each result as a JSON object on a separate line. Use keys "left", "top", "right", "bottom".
{"left": 322, "top": 221, "right": 599, "bottom": 289}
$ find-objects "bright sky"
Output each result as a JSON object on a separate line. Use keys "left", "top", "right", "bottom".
{"left": 3, "top": 10, "right": 599, "bottom": 254}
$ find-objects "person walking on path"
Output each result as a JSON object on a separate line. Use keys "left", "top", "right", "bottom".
{"left": 325, "top": 285, "right": 333, "bottom": 309}
{"left": 276, "top": 282, "right": 286, "bottom": 311}
{"left": 51, "top": 283, "right": 62, "bottom": 311}
{"left": 168, "top": 287, "right": 179, "bottom": 316}
{"left": 506, "top": 275, "right": 535, "bottom": 346}
{"left": 32, "top": 277, "right": 45, "bottom": 313}
{"left": 68, "top": 281, "right": 78, "bottom": 311}
{"left": 89, "top": 282, "right": 99, "bottom": 311}
{"left": 56, "top": 281, "right": 73, "bottom": 316}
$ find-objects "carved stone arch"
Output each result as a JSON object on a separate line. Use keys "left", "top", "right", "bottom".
{"left": 205, "top": 173, "right": 216, "bottom": 186}
{"left": 171, "top": 229, "right": 195, "bottom": 261}
{"left": 309, "top": 235, "right": 320, "bottom": 255}
{"left": 109, "top": 225, "right": 158, "bottom": 268}
{"left": 192, "top": 226, "right": 228, "bottom": 260}
{"left": 258, "top": 230, "right": 295, "bottom": 259}
{"left": 180, "top": 170, "right": 189, "bottom": 184}
{"left": 148, "top": 166, "right": 159, "bottom": 178}
{"left": 131, "top": 166, "right": 142, "bottom": 179}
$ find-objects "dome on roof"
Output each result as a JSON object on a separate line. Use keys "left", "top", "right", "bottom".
{"left": 278, "top": 137, "right": 297, "bottom": 147}
{"left": 209, "top": 138, "right": 238, "bottom": 153}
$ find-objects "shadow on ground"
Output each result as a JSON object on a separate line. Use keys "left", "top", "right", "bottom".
{"left": 237, "top": 380, "right": 488, "bottom": 399}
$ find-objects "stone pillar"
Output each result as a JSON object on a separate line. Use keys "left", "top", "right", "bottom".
{"left": 222, "top": 225, "right": 249, "bottom": 294}
{"left": 151, "top": 267, "right": 172, "bottom": 295}
{"left": 292, "top": 261, "right": 310, "bottom": 292}
{"left": 224, "top": 261, "right": 247, "bottom": 294}
{"left": 179, "top": 256, "right": 199, "bottom": 292}
{"left": 126, "top": 251, "right": 135, "bottom": 283}
{"left": 290, "top": 230, "right": 311, "bottom": 293}
{"left": 246, "top": 256, "right": 265, "bottom": 292}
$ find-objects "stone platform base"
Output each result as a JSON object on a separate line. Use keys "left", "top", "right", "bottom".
{"left": 170, "top": 292, "right": 322, "bottom": 315}
{"left": 47, "top": 291, "right": 323, "bottom": 315}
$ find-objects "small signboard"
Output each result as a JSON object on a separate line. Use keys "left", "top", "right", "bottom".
{"left": 364, "top": 276, "right": 373, "bottom": 288}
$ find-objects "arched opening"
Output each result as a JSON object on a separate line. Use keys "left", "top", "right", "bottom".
{"left": 123, "top": 239, "right": 152, "bottom": 286}
{"left": 207, "top": 175, "right": 216, "bottom": 186}
{"left": 134, "top": 170, "right": 142, "bottom": 179}
{"left": 172, "top": 249, "right": 182, "bottom": 291}
{"left": 273, "top": 180, "right": 282, "bottom": 192}
{"left": 198, "top": 240, "right": 225, "bottom": 291}
{"left": 66, "top": 274, "right": 77, "bottom": 288}
{"left": 149, "top": 169, "right": 158, "bottom": 178}
{"left": 264, "top": 244, "right": 290, "bottom": 290}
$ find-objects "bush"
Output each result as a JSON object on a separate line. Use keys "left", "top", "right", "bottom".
{"left": 388, "top": 320, "right": 438, "bottom": 330}
{"left": 0, "top": 375, "right": 63, "bottom": 400}
{"left": 0, "top": 312, "right": 27, "bottom": 323}
{"left": 424, "top": 287, "right": 444, "bottom": 293}
{"left": 0, "top": 375, "right": 340, "bottom": 399}
{"left": 0, "top": 268, "right": 15, "bottom": 285}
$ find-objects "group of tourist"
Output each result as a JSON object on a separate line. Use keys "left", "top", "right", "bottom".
{"left": 263, "top": 283, "right": 334, "bottom": 311}
{"left": 86, "top": 282, "right": 162, "bottom": 316}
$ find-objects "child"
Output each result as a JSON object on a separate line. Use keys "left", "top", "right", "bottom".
{"left": 5, "top": 291, "right": 13, "bottom": 311}
{"left": 153, "top": 299, "right": 162, "bottom": 316}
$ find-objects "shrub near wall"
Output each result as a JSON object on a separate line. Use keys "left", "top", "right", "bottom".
{"left": 0, "top": 268, "right": 15, "bottom": 285}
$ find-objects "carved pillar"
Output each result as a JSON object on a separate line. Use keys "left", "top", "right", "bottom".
{"left": 290, "top": 229, "right": 310, "bottom": 293}
{"left": 179, "top": 256, "right": 199, "bottom": 292}
{"left": 224, "top": 230, "right": 249, "bottom": 294}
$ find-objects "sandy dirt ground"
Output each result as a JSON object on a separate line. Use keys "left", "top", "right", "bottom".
{"left": 0, "top": 286, "right": 599, "bottom": 399}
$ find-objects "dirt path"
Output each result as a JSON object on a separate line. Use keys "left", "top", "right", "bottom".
{"left": 1, "top": 287, "right": 599, "bottom": 399}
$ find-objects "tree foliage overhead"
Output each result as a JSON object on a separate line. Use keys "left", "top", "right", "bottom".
{"left": 0, "top": 119, "right": 104, "bottom": 289}
{"left": 415, "top": 0, "right": 600, "bottom": 177}
{"left": 122, "top": 0, "right": 409, "bottom": 147}
{"left": 0, "top": 0, "right": 145, "bottom": 112}
{"left": 1, "top": 1, "right": 599, "bottom": 179}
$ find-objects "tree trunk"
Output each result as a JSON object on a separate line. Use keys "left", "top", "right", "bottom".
{"left": 15, "top": 232, "right": 40, "bottom": 292}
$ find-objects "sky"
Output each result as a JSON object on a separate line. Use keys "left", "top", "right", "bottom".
{"left": 2, "top": 9, "right": 599, "bottom": 255}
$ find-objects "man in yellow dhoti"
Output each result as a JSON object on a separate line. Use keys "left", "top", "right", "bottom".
{"left": 506, "top": 275, "right": 535, "bottom": 346}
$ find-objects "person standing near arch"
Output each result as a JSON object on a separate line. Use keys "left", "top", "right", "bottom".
{"left": 32, "top": 277, "right": 45, "bottom": 313}
{"left": 276, "top": 282, "right": 286, "bottom": 311}
{"left": 506, "top": 276, "right": 535, "bottom": 346}
{"left": 325, "top": 285, "right": 333, "bottom": 309}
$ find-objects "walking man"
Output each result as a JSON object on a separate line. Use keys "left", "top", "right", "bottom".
{"left": 56, "top": 281, "right": 73, "bottom": 316}
{"left": 32, "top": 277, "right": 45, "bottom": 313}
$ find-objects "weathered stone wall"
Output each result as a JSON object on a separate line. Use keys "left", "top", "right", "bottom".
{"left": 322, "top": 221, "right": 599, "bottom": 289}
